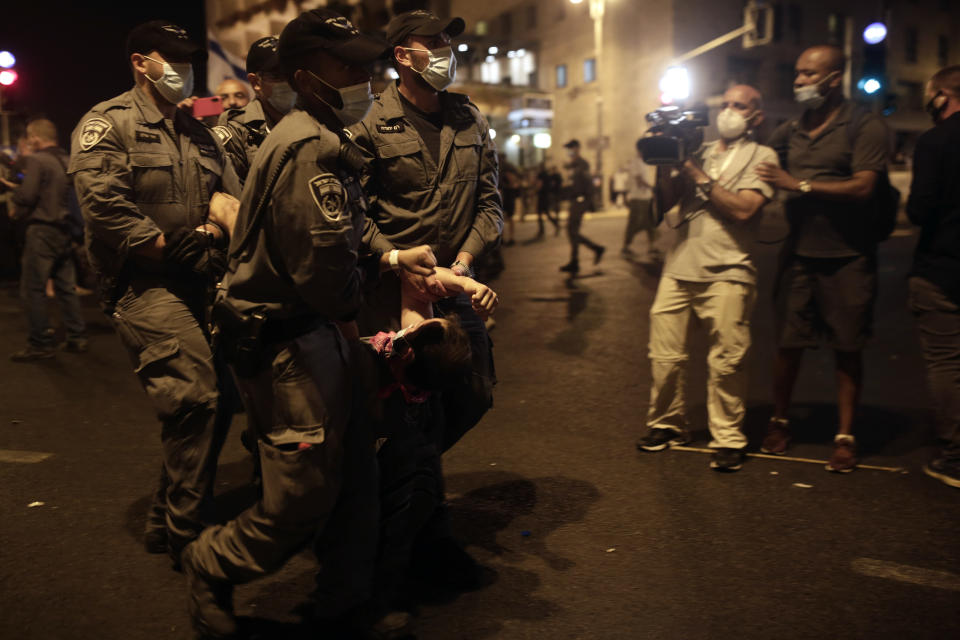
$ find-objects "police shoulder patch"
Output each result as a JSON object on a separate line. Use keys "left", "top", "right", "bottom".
{"left": 212, "top": 125, "right": 233, "bottom": 145}
{"left": 308, "top": 174, "right": 345, "bottom": 222}
{"left": 79, "top": 117, "right": 113, "bottom": 151}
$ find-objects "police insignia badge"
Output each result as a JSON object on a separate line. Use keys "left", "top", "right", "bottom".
{"left": 79, "top": 117, "right": 112, "bottom": 151}
{"left": 308, "top": 174, "right": 345, "bottom": 222}
{"left": 212, "top": 126, "right": 233, "bottom": 145}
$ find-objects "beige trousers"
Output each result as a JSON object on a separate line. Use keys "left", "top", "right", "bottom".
{"left": 646, "top": 276, "right": 756, "bottom": 449}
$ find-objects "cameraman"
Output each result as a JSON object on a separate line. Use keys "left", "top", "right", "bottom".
{"left": 637, "top": 84, "right": 777, "bottom": 472}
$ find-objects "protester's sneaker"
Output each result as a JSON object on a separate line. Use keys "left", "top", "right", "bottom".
{"left": 10, "top": 345, "right": 55, "bottom": 362}
{"left": 710, "top": 448, "right": 744, "bottom": 472}
{"left": 63, "top": 338, "right": 89, "bottom": 353}
{"left": 636, "top": 428, "right": 689, "bottom": 452}
{"left": 761, "top": 417, "right": 791, "bottom": 455}
{"left": 182, "top": 543, "right": 237, "bottom": 639}
{"left": 923, "top": 457, "right": 960, "bottom": 489}
{"left": 826, "top": 436, "right": 858, "bottom": 473}
{"left": 559, "top": 261, "right": 580, "bottom": 274}
{"left": 594, "top": 245, "right": 606, "bottom": 265}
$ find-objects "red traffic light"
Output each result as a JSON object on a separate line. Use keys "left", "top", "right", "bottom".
{"left": 0, "top": 69, "right": 17, "bottom": 86}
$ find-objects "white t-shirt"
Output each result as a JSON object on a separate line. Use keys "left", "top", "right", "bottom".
{"left": 625, "top": 156, "right": 653, "bottom": 201}
{"left": 662, "top": 139, "right": 778, "bottom": 286}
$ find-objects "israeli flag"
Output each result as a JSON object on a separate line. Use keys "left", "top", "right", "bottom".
{"left": 207, "top": 31, "right": 251, "bottom": 96}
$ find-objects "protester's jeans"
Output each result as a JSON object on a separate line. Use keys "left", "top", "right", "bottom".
{"left": 908, "top": 277, "right": 960, "bottom": 461}
{"left": 646, "top": 276, "right": 755, "bottom": 449}
{"left": 20, "top": 223, "right": 86, "bottom": 347}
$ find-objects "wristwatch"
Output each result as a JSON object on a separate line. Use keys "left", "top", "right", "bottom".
{"left": 451, "top": 260, "right": 475, "bottom": 279}
{"left": 696, "top": 177, "right": 716, "bottom": 199}
{"left": 797, "top": 180, "right": 813, "bottom": 193}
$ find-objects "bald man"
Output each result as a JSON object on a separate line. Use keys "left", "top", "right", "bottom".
{"left": 216, "top": 78, "right": 250, "bottom": 110}
{"left": 756, "top": 45, "right": 890, "bottom": 473}
{"left": 637, "top": 84, "right": 778, "bottom": 472}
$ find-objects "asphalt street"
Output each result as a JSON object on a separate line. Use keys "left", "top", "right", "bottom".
{"left": 1, "top": 211, "right": 958, "bottom": 640}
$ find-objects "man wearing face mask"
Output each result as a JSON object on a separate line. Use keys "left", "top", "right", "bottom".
{"left": 636, "top": 85, "right": 777, "bottom": 473}
{"left": 214, "top": 36, "right": 297, "bottom": 184}
{"left": 348, "top": 8, "right": 502, "bottom": 590}
{"left": 178, "top": 10, "right": 439, "bottom": 638}
{"left": 906, "top": 66, "right": 960, "bottom": 488}
{"left": 756, "top": 45, "right": 890, "bottom": 473}
{"left": 68, "top": 20, "right": 242, "bottom": 566}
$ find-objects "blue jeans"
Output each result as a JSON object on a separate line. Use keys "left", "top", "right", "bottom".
{"left": 20, "top": 224, "right": 86, "bottom": 347}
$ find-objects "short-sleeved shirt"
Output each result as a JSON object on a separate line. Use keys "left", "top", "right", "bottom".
{"left": 663, "top": 139, "right": 778, "bottom": 286}
{"left": 767, "top": 101, "right": 889, "bottom": 258}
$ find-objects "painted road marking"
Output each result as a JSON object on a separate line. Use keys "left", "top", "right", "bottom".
{"left": 0, "top": 449, "right": 53, "bottom": 464}
{"left": 670, "top": 445, "right": 906, "bottom": 473}
{"left": 852, "top": 558, "right": 960, "bottom": 592}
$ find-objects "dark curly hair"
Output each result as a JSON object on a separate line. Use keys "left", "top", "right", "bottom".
{"left": 404, "top": 316, "right": 472, "bottom": 391}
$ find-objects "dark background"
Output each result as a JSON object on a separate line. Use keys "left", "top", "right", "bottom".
{"left": 0, "top": 1, "right": 206, "bottom": 143}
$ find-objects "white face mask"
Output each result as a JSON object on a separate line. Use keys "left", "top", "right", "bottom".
{"left": 308, "top": 71, "right": 373, "bottom": 127}
{"left": 144, "top": 56, "right": 193, "bottom": 104}
{"left": 794, "top": 71, "right": 837, "bottom": 110}
{"left": 264, "top": 80, "right": 297, "bottom": 115}
{"left": 405, "top": 46, "right": 457, "bottom": 91}
{"left": 716, "top": 108, "right": 753, "bottom": 140}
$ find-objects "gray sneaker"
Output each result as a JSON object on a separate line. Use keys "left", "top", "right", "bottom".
{"left": 710, "top": 448, "right": 744, "bottom": 472}
{"left": 10, "top": 345, "right": 56, "bottom": 362}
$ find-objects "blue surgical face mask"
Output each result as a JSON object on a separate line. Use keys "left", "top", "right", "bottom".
{"left": 404, "top": 46, "right": 457, "bottom": 91}
{"left": 264, "top": 80, "right": 297, "bottom": 115}
{"left": 144, "top": 56, "right": 193, "bottom": 104}
{"left": 794, "top": 71, "right": 838, "bottom": 110}
{"left": 308, "top": 71, "right": 374, "bottom": 126}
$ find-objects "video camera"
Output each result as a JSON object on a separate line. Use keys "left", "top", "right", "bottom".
{"left": 637, "top": 105, "right": 709, "bottom": 165}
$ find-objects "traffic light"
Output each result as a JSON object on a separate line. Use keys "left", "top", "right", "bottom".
{"left": 0, "top": 51, "right": 15, "bottom": 87}
{"left": 858, "top": 24, "right": 886, "bottom": 96}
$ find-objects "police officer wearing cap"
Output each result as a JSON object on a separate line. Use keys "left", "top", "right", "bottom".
{"left": 349, "top": 8, "right": 502, "bottom": 587}
{"left": 179, "top": 10, "right": 438, "bottom": 638}
{"left": 68, "top": 21, "right": 241, "bottom": 565}
{"left": 213, "top": 36, "right": 298, "bottom": 184}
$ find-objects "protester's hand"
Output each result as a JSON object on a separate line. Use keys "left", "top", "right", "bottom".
{"left": 756, "top": 162, "right": 801, "bottom": 191}
{"left": 397, "top": 245, "right": 437, "bottom": 276}
{"left": 469, "top": 282, "right": 499, "bottom": 319}
{"left": 0, "top": 177, "right": 17, "bottom": 190}
{"left": 208, "top": 192, "right": 240, "bottom": 237}
{"left": 681, "top": 159, "right": 708, "bottom": 183}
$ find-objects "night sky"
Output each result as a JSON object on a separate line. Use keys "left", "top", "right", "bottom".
{"left": 0, "top": 2, "right": 205, "bottom": 146}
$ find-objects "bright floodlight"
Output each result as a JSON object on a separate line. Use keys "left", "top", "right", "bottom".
{"left": 0, "top": 51, "right": 15, "bottom": 69}
{"left": 569, "top": 0, "right": 584, "bottom": 4}
{"left": 659, "top": 66, "right": 690, "bottom": 102}
{"left": 863, "top": 22, "right": 887, "bottom": 45}
{"left": 533, "top": 132, "right": 552, "bottom": 149}
{"left": 0, "top": 70, "right": 17, "bottom": 86}
{"left": 457, "top": 43, "right": 468, "bottom": 52}
{"left": 488, "top": 46, "right": 498, "bottom": 55}
{"left": 860, "top": 77, "right": 882, "bottom": 95}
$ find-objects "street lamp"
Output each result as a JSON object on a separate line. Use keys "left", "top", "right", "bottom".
{"left": 570, "top": 0, "right": 606, "bottom": 205}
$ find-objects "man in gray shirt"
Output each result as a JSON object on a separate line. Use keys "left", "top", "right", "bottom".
{"left": 3, "top": 119, "right": 88, "bottom": 361}
{"left": 637, "top": 85, "right": 777, "bottom": 472}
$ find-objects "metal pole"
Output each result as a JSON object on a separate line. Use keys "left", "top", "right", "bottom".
{"left": 591, "top": 0, "right": 604, "bottom": 208}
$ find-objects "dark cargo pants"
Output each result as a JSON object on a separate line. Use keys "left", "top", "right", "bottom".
{"left": 111, "top": 278, "right": 225, "bottom": 556}
{"left": 189, "top": 325, "right": 378, "bottom": 615}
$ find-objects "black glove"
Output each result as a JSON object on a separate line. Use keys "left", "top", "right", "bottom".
{"left": 163, "top": 228, "right": 227, "bottom": 280}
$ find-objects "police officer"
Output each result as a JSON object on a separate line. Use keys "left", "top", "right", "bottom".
{"left": 559, "top": 138, "right": 605, "bottom": 274}
{"left": 349, "top": 8, "right": 502, "bottom": 589}
{"left": 68, "top": 21, "right": 242, "bottom": 565}
{"left": 213, "top": 36, "right": 297, "bottom": 184}
{"left": 179, "top": 10, "right": 437, "bottom": 638}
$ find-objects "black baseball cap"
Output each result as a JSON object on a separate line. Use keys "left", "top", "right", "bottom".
{"left": 385, "top": 9, "right": 465, "bottom": 47}
{"left": 279, "top": 9, "right": 389, "bottom": 69}
{"left": 126, "top": 20, "right": 205, "bottom": 61}
{"left": 564, "top": 139, "right": 581, "bottom": 149}
{"left": 246, "top": 36, "right": 281, "bottom": 74}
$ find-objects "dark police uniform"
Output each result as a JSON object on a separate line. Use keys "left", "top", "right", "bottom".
{"left": 350, "top": 80, "right": 501, "bottom": 449}
{"left": 213, "top": 100, "right": 271, "bottom": 185}
{"left": 69, "top": 84, "right": 241, "bottom": 557}
{"left": 184, "top": 107, "right": 380, "bottom": 608}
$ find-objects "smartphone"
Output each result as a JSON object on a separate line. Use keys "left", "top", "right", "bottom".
{"left": 192, "top": 96, "right": 223, "bottom": 118}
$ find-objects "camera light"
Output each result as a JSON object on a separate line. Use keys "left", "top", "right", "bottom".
{"left": 458, "top": 44, "right": 469, "bottom": 53}
{"left": 659, "top": 66, "right": 690, "bottom": 103}
{"left": 0, "top": 51, "right": 15, "bottom": 69}
{"left": 533, "top": 133, "right": 552, "bottom": 149}
{"left": 863, "top": 22, "right": 887, "bottom": 45}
